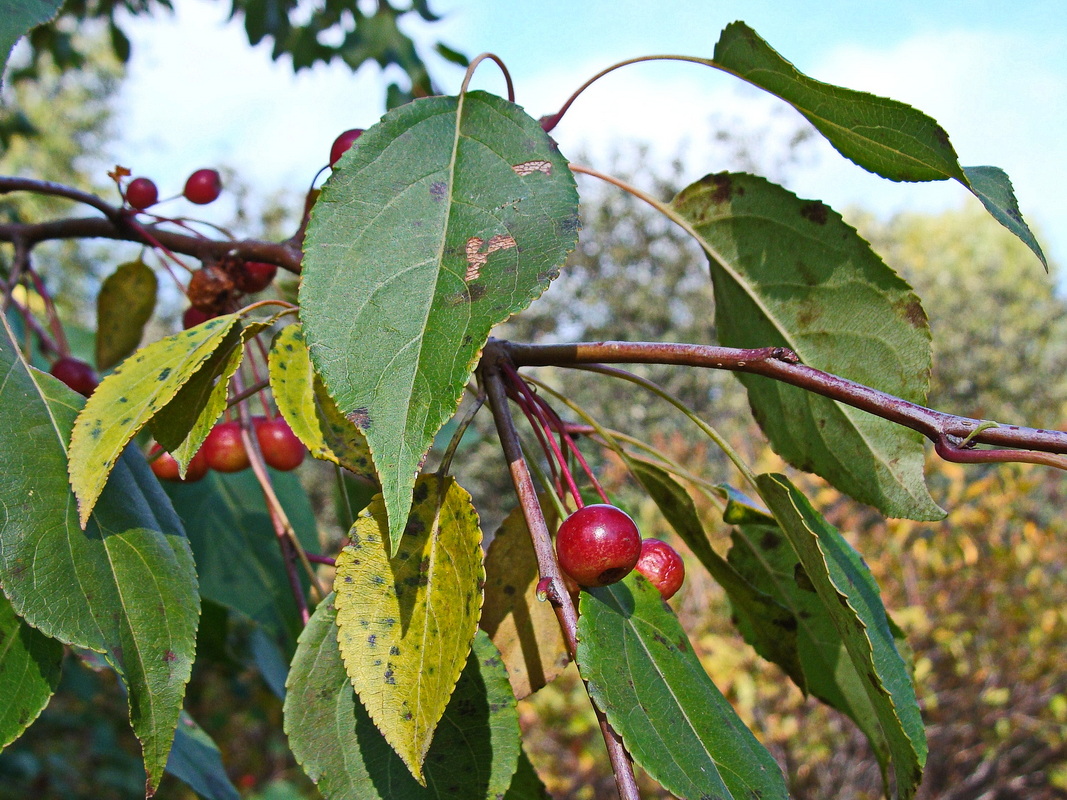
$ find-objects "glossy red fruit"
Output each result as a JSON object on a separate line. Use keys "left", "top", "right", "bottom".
{"left": 555, "top": 504, "right": 642, "bottom": 588}
{"left": 201, "top": 421, "right": 250, "bottom": 472}
{"left": 254, "top": 416, "right": 305, "bottom": 471}
{"left": 329, "top": 128, "right": 364, "bottom": 167}
{"left": 183, "top": 168, "right": 222, "bottom": 204}
{"left": 236, "top": 261, "right": 277, "bottom": 294}
{"left": 126, "top": 177, "right": 159, "bottom": 210}
{"left": 148, "top": 444, "right": 208, "bottom": 482}
{"left": 50, "top": 356, "right": 98, "bottom": 397}
{"left": 634, "top": 538, "right": 685, "bottom": 600}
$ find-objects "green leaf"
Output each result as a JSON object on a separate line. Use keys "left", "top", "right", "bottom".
{"left": 268, "top": 324, "right": 376, "bottom": 480}
{"left": 96, "top": 259, "right": 158, "bottom": 371}
{"left": 0, "top": 592, "right": 63, "bottom": 750}
{"left": 625, "top": 458, "right": 804, "bottom": 686}
{"left": 713, "top": 21, "right": 965, "bottom": 183}
{"left": 712, "top": 22, "right": 1045, "bottom": 265}
{"left": 577, "top": 572, "right": 788, "bottom": 800}
{"left": 300, "top": 90, "right": 579, "bottom": 550}
{"left": 963, "top": 166, "right": 1047, "bottom": 270}
{"left": 502, "top": 748, "right": 550, "bottom": 800}
{"left": 333, "top": 475, "right": 484, "bottom": 783}
{"left": 163, "top": 469, "right": 318, "bottom": 655}
{"left": 755, "top": 473, "right": 926, "bottom": 799}
{"left": 285, "top": 601, "right": 520, "bottom": 799}
{"left": 480, "top": 498, "right": 569, "bottom": 699}
{"left": 166, "top": 711, "right": 241, "bottom": 800}
{"left": 0, "top": 0, "right": 63, "bottom": 84}
{"left": 68, "top": 313, "right": 241, "bottom": 526}
{"left": 0, "top": 317, "right": 200, "bottom": 794}
{"left": 672, "top": 172, "right": 944, "bottom": 521}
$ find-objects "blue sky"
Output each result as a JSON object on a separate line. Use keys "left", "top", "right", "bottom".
{"left": 115, "top": 1, "right": 1065, "bottom": 268}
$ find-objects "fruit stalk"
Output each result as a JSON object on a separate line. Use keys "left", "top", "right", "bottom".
{"left": 480, "top": 344, "right": 641, "bottom": 800}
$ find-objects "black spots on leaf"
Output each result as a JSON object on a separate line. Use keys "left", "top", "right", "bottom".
{"left": 404, "top": 516, "right": 426, "bottom": 537}
{"left": 342, "top": 575, "right": 354, "bottom": 584}
{"left": 502, "top": 584, "right": 516, "bottom": 596}
{"left": 118, "top": 396, "right": 128, "bottom": 403}
{"left": 412, "top": 481, "right": 429, "bottom": 504}
{"left": 461, "top": 334, "right": 473, "bottom": 347}
{"left": 933, "top": 125, "right": 951, "bottom": 148}
{"left": 389, "top": 645, "right": 400, "bottom": 656}
{"left": 371, "top": 574, "right": 385, "bottom": 586}
{"left": 759, "top": 529, "right": 781, "bottom": 550}
{"left": 793, "top": 563, "right": 817, "bottom": 593}
{"left": 894, "top": 297, "right": 928, "bottom": 330}
{"left": 382, "top": 617, "right": 396, "bottom": 628}
{"left": 162, "top": 650, "right": 177, "bottom": 663}
{"left": 799, "top": 201, "right": 830, "bottom": 225}
{"left": 157, "top": 367, "right": 172, "bottom": 382}
{"left": 466, "top": 283, "right": 487, "bottom": 303}
{"left": 384, "top": 666, "right": 395, "bottom": 684}
{"left": 537, "top": 268, "right": 560, "bottom": 283}
{"left": 346, "top": 407, "right": 371, "bottom": 430}
{"left": 402, "top": 710, "right": 414, "bottom": 721}
{"left": 367, "top": 634, "right": 377, "bottom": 646}
{"left": 704, "top": 173, "right": 743, "bottom": 204}
{"left": 556, "top": 212, "right": 580, "bottom": 237}
{"left": 430, "top": 181, "right": 447, "bottom": 201}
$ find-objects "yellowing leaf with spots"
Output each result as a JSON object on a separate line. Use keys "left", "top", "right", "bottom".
{"left": 69, "top": 314, "right": 241, "bottom": 526}
{"left": 480, "top": 498, "right": 569, "bottom": 699}
{"left": 333, "top": 475, "right": 484, "bottom": 785}
{"left": 268, "top": 324, "right": 376, "bottom": 481}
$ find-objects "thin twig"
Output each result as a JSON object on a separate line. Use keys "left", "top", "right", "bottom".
{"left": 505, "top": 339, "right": 1067, "bottom": 469}
{"left": 480, "top": 341, "right": 641, "bottom": 800}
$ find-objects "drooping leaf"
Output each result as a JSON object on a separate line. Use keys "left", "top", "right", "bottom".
{"left": 268, "top": 324, "right": 376, "bottom": 480}
{"left": 754, "top": 473, "right": 926, "bottom": 799}
{"left": 333, "top": 475, "right": 484, "bottom": 783}
{"left": 711, "top": 21, "right": 1045, "bottom": 265}
{"left": 481, "top": 499, "right": 569, "bottom": 699}
{"left": 0, "top": 0, "right": 63, "bottom": 83}
{"left": 0, "top": 316, "right": 200, "bottom": 795}
{"left": 625, "top": 457, "right": 803, "bottom": 685}
{"left": 285, "top": 601, "right": 520, "bottom": 799}
{"left": 68, "top": 313, "right": 241, "bottom": 526}
{"left": 963, "top": 166, "right": 1047, "bottom": 270}
{"left": 300, "top": 90, "right": 579, "bottom": 550}
{"left": 166, "top": 711, "right": 241, "bottom": 800}
{"left": 96, "top": 259, "right": 158, "bottom": 370}
{"left": 672, "top": 172, "right": 944, "bottom": 521}
{"left": 0, "top": 592, "right": 63, "bottom": 750}
{"left": 577, "top": 572, "right": 788, "bottom": 800}
{"left": 163, "top": 469, "right": 319, "bottom": 656}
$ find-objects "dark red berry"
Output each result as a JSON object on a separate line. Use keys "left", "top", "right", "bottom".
{"left": 634, "top": 538, "right": 685, "bottom": 600}
{"left": 202, "top": 421, "right": 250, "bottom": 473}
{"left": 126, "top": 177, "right": 159, "bottom": 210}
{"left": 50, "top": 356, "right": 98, "bottom": 397}
{"left": 236, "top": 261, "right": 278, "bottom": 294}
{"left": 183, "top": 168, "right": 222, "bottom": 204}
{"left": 254, "top": 416, "right": 305, "bottom": 471}
{"left": 149, "top": 444, "right": 208, "bottom": 482}
{"left": 182, "top": 306, "right": 215, "bottom": 329}
{"left": 329, "top": 128, "right": 364, "bottom": 168}
{"left": 555, "top": 504, "right": 642, "bottom": 588}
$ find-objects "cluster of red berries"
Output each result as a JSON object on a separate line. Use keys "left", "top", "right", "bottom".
{"left": 556, "top": 504, "right": 685, "bottom": 600}
{"left": 149, "top": 416, "right": 305, "bottom": 482}
{"left": 124, "top": 168, "right": 223, "bottom": 211}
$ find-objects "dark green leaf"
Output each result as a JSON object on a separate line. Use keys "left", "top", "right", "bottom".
{"left": 284, "top": 602, "right": 521, "bottom": 799}
{"left": 712, "top": 22, "right": 1045, "bottom": 264}
{"left": 0, "top": 316, "right": 200, "bottom": 793}
{"left": 755, "top": 473, "right": 926, "bottom": 799}
{"left": 626, "top": 458, "right": 804, "bottom": 686}
{"left": 163, "top": 469, "right": 318, "bottom": 656}
{"left": 577, "top": 573, "right": 788, "bottom": 800}
{"left": 963, "top": 166, "right": 1047, "bottom": 270}
{"left": 0, "top": 592, "right": 63, "bottom": 750}
{"left": 672, "top": 172, "right": 943, "bottom": 521}
{"left": 502, "top": 748, "right": 549, "bottom": 800}
{"left": 166, "top": 711, "right": 241, "bottom": 800}
{"left": 301, "top": 90, "right": 578, "bottom": 550}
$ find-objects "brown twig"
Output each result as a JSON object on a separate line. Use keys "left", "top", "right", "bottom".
{"left": 504, "top": 339, "right": 1067, "bottom": 469}
{"left": 479, "top": 340, "right": 641, "bottom": 800}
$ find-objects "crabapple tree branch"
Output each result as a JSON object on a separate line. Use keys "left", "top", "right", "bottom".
{"left": 0, "top": 177, "right": 303, "bottom": 273}
{"left": 503, "top": 339, "right": 1067, "bottom": 470}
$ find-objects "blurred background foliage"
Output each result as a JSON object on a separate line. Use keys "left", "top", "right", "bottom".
{"left": 4, "top": 12, "right": 1067, "bottom": 798}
